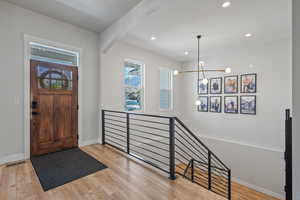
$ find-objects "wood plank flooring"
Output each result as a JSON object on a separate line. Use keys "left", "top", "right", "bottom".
{"left": 0, "top": 144, "right": 281, "bottom": 200}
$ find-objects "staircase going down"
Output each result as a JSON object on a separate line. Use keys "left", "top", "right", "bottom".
{"left": 101, "top": 110, "right": 231, "bottom": 199}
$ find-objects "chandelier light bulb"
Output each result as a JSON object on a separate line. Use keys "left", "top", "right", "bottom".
{"left": 195, "top": 99, "right": 201, "bottom": 106}
{"left": 173, "top": 70, "right": 179, "bottom": 76}
{"left": 202, "top": 78, "right": 209, "bottom": 85}
{"left": 225, "top": 67, "right": 232, "bottom": 73}
{"left": 199, "top": 61, "right": 205, "bottom": 67}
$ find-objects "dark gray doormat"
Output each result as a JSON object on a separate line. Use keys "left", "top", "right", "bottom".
{"left": 31, "top": 148, "right": 107, "bottom": 191}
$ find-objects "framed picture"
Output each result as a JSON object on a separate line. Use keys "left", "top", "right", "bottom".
{"left": 210, "top": 96, "right": 222, "bottom": 113}
{"left": 197, "top": 96, "right": 209, "bottom": 112}
{"left": 224, "top": 75, "right": 238, "bottom": 94}
{"left": 224, "top": 96, "right": 238, "bottom": 114}
{"left": 241, "top": 73, "right": 257, "bottom": 93}
{"left": 198, "top": 79, "right": 208, "bottom": 94}
{"left": 210, "top": 77, "right": 222, "bottom": 94}
{"left": 240, "top": 95, "right": 256, "bottom": 115}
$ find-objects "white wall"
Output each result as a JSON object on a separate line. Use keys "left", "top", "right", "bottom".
{"left": 100, "top": 41, "right": 181, "bottom": 116}
{"left": 178, "top": 39, "right": 292, "bottom": 198}
{"left": 0, "top": 1, "right": 100, "bottom": 163}
{"left": 293, "top": 0, "right": 300, "bottom": 199}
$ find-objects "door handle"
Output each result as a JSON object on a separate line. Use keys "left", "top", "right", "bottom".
{"left": 32, "top": 101, "right": 38, "bottom": 109}
{"left": 32, "top": 111, "right": 39, "bottom": 115}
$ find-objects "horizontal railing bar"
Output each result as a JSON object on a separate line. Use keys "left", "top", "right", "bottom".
{"left": 106, "top": 135, "right": 126, "bottom": 143}
{"left": 194, "top": 160, "right": 227, "bottom": 173}
{"left": 130, "top": 117, "right": 169, "bottom": 125}
{"left": 105, "top": 142, "right": 126, "bottom": 153}
{"left": 105, "top": 122, "right": 127, "bottom": 129}
{"left": 106, "top": 139, "right": 126, "bottom": 149}
{"left": 175, "top": 125, "right": 208, "bottom": 159}
{"left": 175, "top": 124, "right": 210, "bottom": 155}
{"left": 175, "top": 151, "right": 191, "bottom": 162}
{"left": 130, "top": 149, "right": 169, "bottom": 167}
{"left": 130, "top": 133, "right": 169, "bottom": 145}
{"left": 192, "top": 178, "right": 209, "bottom": 189}
{"left": 210, "top": 156, "right": 229, "bottom": 171}
{"left": 105, "top": 126, "right": 126, "bottom": 134}
{"left": 104, "top": 118, "right": 126, "bottom": 124}
{"left": 105, "top": 130, "right": 126, "bottom": 138}
{"left": 175, "top": 138, "right": 206, "bottom": 163}
{"left": 103, "top": 109, "right": 173, "bottom": 119}
{"left": 130, "top": 144, "right": 169, "bottom": 159}
{"left": 130, "top": 139, "right": 169, "bottom": 152}
{"left": 105, "top": 114, "right": 126, "bottom": 119}
{"left": 130, "top": 123, "right": 169, "bottom": 132}
{"left": 175, "top": 144, "right": 205, "bottom": 164}
{"left": 176, "top": 131, "right": 208, "bottom": 161}
{"left": 175, "top": 117, "right": 229, "bottom": 171}
{"left": 129, "top": 153, "right": 170, "bottom": 174}
{"left": 130, "top": 128, "right": 169, "bottom": 139}
{"left": 211, "top": 185, "right": 227, "bottom": 195}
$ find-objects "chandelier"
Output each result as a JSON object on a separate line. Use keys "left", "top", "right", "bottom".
{"left": 173, "top": 35, "right": 231, "bottom": 105}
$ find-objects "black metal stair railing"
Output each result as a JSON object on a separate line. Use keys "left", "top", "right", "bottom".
{"left": 102, "top": 109, "right": 231, "bottom": 199}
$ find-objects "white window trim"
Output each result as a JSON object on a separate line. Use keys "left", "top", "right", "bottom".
{"left": 23, "top": 34, "right": 84, "bottom": 159}
{"left": 124, "top": 59, "right": 145, "bottom": 113}
{"left": 159, "top": 67, "right": 174, "bottom": 112}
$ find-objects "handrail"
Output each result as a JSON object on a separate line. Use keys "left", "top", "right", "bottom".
{"left": 102, "top": 109, "right": 173, "bottom": 119}
{"left": 102, "top": 109, "right": 231, "bottom": 199}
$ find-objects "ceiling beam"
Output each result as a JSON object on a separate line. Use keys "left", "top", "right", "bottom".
{"left": 99, "top": 0, "right": 162, "bottom": 53}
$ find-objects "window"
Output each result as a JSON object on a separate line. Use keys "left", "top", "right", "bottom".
{"left": 36, "top": 65, "right": 72, "bottom": 90}
{"left": 30, "top": 42, "right": 78, "bottom": 66}
{"left": 124, "top": 60, "right": 144, "bottom": 111}
{"left": 160, "top": 68, "right": 173, "bottom": 110}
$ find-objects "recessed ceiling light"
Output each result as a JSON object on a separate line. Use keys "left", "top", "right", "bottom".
{"left": 151, "top": 36, "right": 157, "bottom": 41}
{"left": 245, "top": 33, "right": 253, "bottom": 38}
{"left": 222, "top": 1, "right": 231, "bottom": 8}
{"left": 184, "top": 51, "right": 189, "bottom": 55}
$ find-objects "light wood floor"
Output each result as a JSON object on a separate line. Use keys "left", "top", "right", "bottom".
{"left": 0, "top": 144, "right": 281, "bottom": 200}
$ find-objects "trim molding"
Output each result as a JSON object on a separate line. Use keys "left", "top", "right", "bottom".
{"left": 0, "top": 153, "right": 25, "bottom": 166}
{"left": 233, "top": 177, "right": 284, "bottom": 200}
{"left": 23, "top": 34, "right": 84, "bottom": 159}
{"left": 80, "top": 138, "right": 100, "bottom": 147}
{"left": 199, "top": 134, "right": 284, "bottom": 153}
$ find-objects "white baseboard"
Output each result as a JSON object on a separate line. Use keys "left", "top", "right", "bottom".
{"left": 0, "top": 153, "right": 25, "bottom": 165}
{"left": 79, "top": 138, "right": 100, "bottom": 147}
{"left": 233, "top": 177, "right": 284, "bottom": 200}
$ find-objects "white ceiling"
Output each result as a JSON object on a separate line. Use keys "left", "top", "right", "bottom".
{"left": 4, "top": 0, "right": 291, "bottom": 62}
{"left": 123, "top": 0, "right": 292, "bottom": 62}
{"left": 4, "top": 0, "right": 141, "bottom": 33}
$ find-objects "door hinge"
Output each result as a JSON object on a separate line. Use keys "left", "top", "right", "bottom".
{"left": 77, "top": 75, "right": 79, "bottom": 80}
{"left": 77, "top": 135, "right": 79, "bottom": 140}
{"left": 77, "top": 105, "right": 79, "bottom": 110}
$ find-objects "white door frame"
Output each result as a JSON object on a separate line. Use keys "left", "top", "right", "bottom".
{"left": 23, "top": 34, "right": 83, "bottom": 159}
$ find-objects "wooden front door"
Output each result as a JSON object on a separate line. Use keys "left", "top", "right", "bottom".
{"left": 30, "top": 60, "right": 78, "bottom": 156}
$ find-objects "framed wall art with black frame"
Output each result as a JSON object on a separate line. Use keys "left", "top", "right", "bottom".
{"left": 210, "top": 96, "right": 222, "bottom": 113}
{"left": 224, "top": 96, "right": 238, "bottom": 114}
{"left": 240, "top": 73, "right": 257, "bottom": 93}
{"left": 224, "top": 75, "right": 238, "bottom": 94}
{"left": 197, "top": 96, "right": 209, "bottom": 112}
{"left": 210, "top": 77, "right": 222, "bottom": 94}
{"left": 240, "top": 95, "right": 256, "bottom": 115}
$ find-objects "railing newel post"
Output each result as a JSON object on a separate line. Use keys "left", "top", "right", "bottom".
{"left": 228, "top": 169, "right": 231, "bottom": 200}
{"left": 191, "top": 159, "right": 194, "bottom": 182}
{"left": 169, "top": 117, "right": 176, "bottom": 180}
{"left": 102, "top": 110, "right": 105, "bottom": 145}
{"left": 127, "top": 113, "right": 130, "bottom": 154}
{"left": 208, "top": 151, "right": 212, "bottom": 190}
